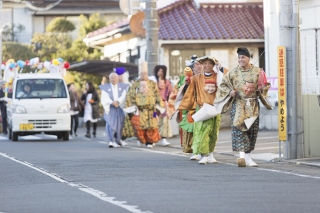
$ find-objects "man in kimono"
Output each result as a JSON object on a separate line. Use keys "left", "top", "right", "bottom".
{"left": 215, "top": 47, "right": 273, "bottom": 167}
{"left": 125, "top": 63, "right": 164, "bottom": 148}
{"left": 115, "top": 68, "right": 133, "bottom": 145}
{"left": 178, "top": 56, "right": 223, "bottom": 164}
{"left": 100, "top": 73, "right": 128, "bottom": 148}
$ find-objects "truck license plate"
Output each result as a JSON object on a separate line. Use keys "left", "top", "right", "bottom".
{"left": 19, "top": 124, "right": 34, "bottom": 130}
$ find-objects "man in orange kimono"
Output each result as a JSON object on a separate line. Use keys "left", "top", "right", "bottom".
{"left": 178, "top": 56, "right": 222, "bottom": 164}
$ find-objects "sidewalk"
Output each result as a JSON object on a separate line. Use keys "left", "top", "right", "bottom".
{"left": 89, "top": 126, "right": 320, "bottom": 168}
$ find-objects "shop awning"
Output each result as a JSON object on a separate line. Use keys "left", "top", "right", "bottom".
{"left": 68, "top": 60, "right": 138, "bottom": 78}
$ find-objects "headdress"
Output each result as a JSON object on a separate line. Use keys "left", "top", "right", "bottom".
{"left": 114, "top": 67, "right": 126, "bottom": 75}
{"left": 139, "top": 61, "right": 148, "bottom": 74}
{"left": 237, "top": 47, "right": 250, "bottom": 58}
{"left": 185, "top": 55, "right": 198, "bottom": 69}
{"left": 196, "top": 56, "right": 219, "bottom": 65}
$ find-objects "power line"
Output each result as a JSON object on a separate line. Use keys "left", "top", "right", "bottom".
{"left": 4, "top": 0, "right": 63, "bottom": 11}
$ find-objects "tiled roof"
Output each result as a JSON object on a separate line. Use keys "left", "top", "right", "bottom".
{"left": 158, "top": 0, "right": 264, "bottom": 40}
{"left": 86, "top": 0, "right": 264, "bottom": 40}
{"left": 86, "top": 19, "right": 130, "bottom": 39}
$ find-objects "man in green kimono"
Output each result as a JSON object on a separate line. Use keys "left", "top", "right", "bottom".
{"left": 215, "top": 47, "right": 273, "bottom": 167}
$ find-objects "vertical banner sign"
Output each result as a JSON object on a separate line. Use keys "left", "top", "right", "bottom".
{"left": 277, "top": 46, "right": 287, "bottom": 140}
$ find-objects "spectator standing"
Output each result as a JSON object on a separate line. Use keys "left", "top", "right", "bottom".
{"left": 67, "top": 83, "right": 84, "bottom": 137}
{"left": 81, "top": 82, "right": 100, "bottom": 138}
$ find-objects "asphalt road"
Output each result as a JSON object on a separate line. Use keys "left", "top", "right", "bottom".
{"left": 1, "top": 130, "right": 320, "bottom": 213}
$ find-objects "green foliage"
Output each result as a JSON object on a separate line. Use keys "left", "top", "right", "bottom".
{"left": 29, "top": 13, "right": 106, "bottom": 63}
{"left": 69, "top": 71, "right": 102, "bottom": 92}
{"left": 2, "top": 42, "right": 35, "bottom": 61}
{"left": 31, "top": 32, "right": 72, "bottom": 61}
{"left": 61, "top": 14, "right": 106, "bottom": 62}
{"left": 79, "top": 14, "right": 106, "bottom": 37}
{"left": 26, "top": 13, "right": 106, "bottom": 87}
{"left": 46, "top": 18, "right": 76, "bottom": 33}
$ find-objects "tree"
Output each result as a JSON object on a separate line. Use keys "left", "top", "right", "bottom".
{"left": 2, "top": 42, "right": 35, "bottom": 61}
{"left": 28, "top": 13, "right": 106, "bottom": 88}
{"left": 31, "top": 33, "right": 72, "bottom": 61}
{"left": 62, "top": 14, "right": 106, "bottom": 62}
{"left": 46, "top": 18, "right": 76, "bottom": 33}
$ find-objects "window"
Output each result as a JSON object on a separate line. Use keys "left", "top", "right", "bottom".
{"left": 15, "top": 79, "right": 67, "bottom": 99}
{"left": 169, "top": 49, "right": 205, "bottom": 77}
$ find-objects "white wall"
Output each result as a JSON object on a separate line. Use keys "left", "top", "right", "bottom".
{"left": 300, "top": 0, "right": 320, "bottom": 30}
{"left": 10, "top": 8, "right": 33, "bottom": 43}
{"left": 264, "top": 0, "right": 280, "bottom": 78}
{"left": 103, "top": 37, "right": 140, "bottom": 62}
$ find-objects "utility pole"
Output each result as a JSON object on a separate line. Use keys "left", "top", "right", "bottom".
{"left": 279, "top": 0, "right": 303, "bottom": 159}
{"left": 144, "top": 0, "right": 159, "bottom": 75}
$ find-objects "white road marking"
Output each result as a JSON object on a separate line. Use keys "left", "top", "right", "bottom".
{"left": 0, "top": 152, "right": 152, "bottom": 213}
{"left": 216, "top": 142, "right": 279, "bottom": 149}
{"left": 257, "top": 168, "right": 320, "bottom": 179}
{"left": 218, "top": 146, "right": 279, "bottom": 153}
{"left": 217, "top": 136, "right": 279, "bottom": 143}
{"left": 125, "top": 147, "right": 320, "bottom": 180}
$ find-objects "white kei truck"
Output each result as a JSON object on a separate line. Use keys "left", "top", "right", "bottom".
{"left": 6, "top": 73, "right": 71, "bottom": 141}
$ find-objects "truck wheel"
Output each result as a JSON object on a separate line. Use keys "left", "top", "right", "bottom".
{"left": 57, "top": 134, "right": 62, "bottom": 140}
{"left": 62, "top": 131, "right": 69, "bottom": 141}
{"left": 12, "top": 132, "right": 18, "bottom": 141}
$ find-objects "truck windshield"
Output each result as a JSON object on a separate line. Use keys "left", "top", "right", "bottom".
{"left": 15, "top": 79, "right": 67, "bottom": 99}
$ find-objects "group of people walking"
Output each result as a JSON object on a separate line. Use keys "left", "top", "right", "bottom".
{"left": 67, "top": 47, "right": 272, "bottom": 168}
{"left": 168, "top": 47, "right": 272, "bottom": 167}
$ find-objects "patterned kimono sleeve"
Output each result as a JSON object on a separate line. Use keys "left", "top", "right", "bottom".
{"left": 125, "top": 82, "right": 137, "bottom": 108}
{"left": 215, "top": 70, "right": 235, "bottom": 113}
{"left": 153, "top": 81, "right": 164, "bottom": 108}
{"left": 166, "top": 80, "right": 173, "bottom": 98}
{"left": 177, "top": 76, "right": 196, "bottom": 110}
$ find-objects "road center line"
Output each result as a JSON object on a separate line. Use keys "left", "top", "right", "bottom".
{"left": 0, "top": 152, "right": 152, "bottom": 213}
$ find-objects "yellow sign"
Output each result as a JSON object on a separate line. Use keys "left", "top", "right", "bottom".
{"left": 277, "top": 46, "right": 287, "bottom": 141}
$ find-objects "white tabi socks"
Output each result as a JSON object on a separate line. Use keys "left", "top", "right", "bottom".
{"left": 237, "top": 151, "right": 246, "bottom": 167}
{"left": 245, "top": 153, "right": 258, "bottom": 167}
{"left": 207, "top": 152, "right": 218, "bottom": 163}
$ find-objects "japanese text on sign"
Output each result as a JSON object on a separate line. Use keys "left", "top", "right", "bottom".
{"left": 277, "top": 46, "right": 287, "bottom": 140}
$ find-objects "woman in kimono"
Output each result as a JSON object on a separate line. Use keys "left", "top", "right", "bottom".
{"left": 153, "top": 65, "right": 173, "bottom": 146}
